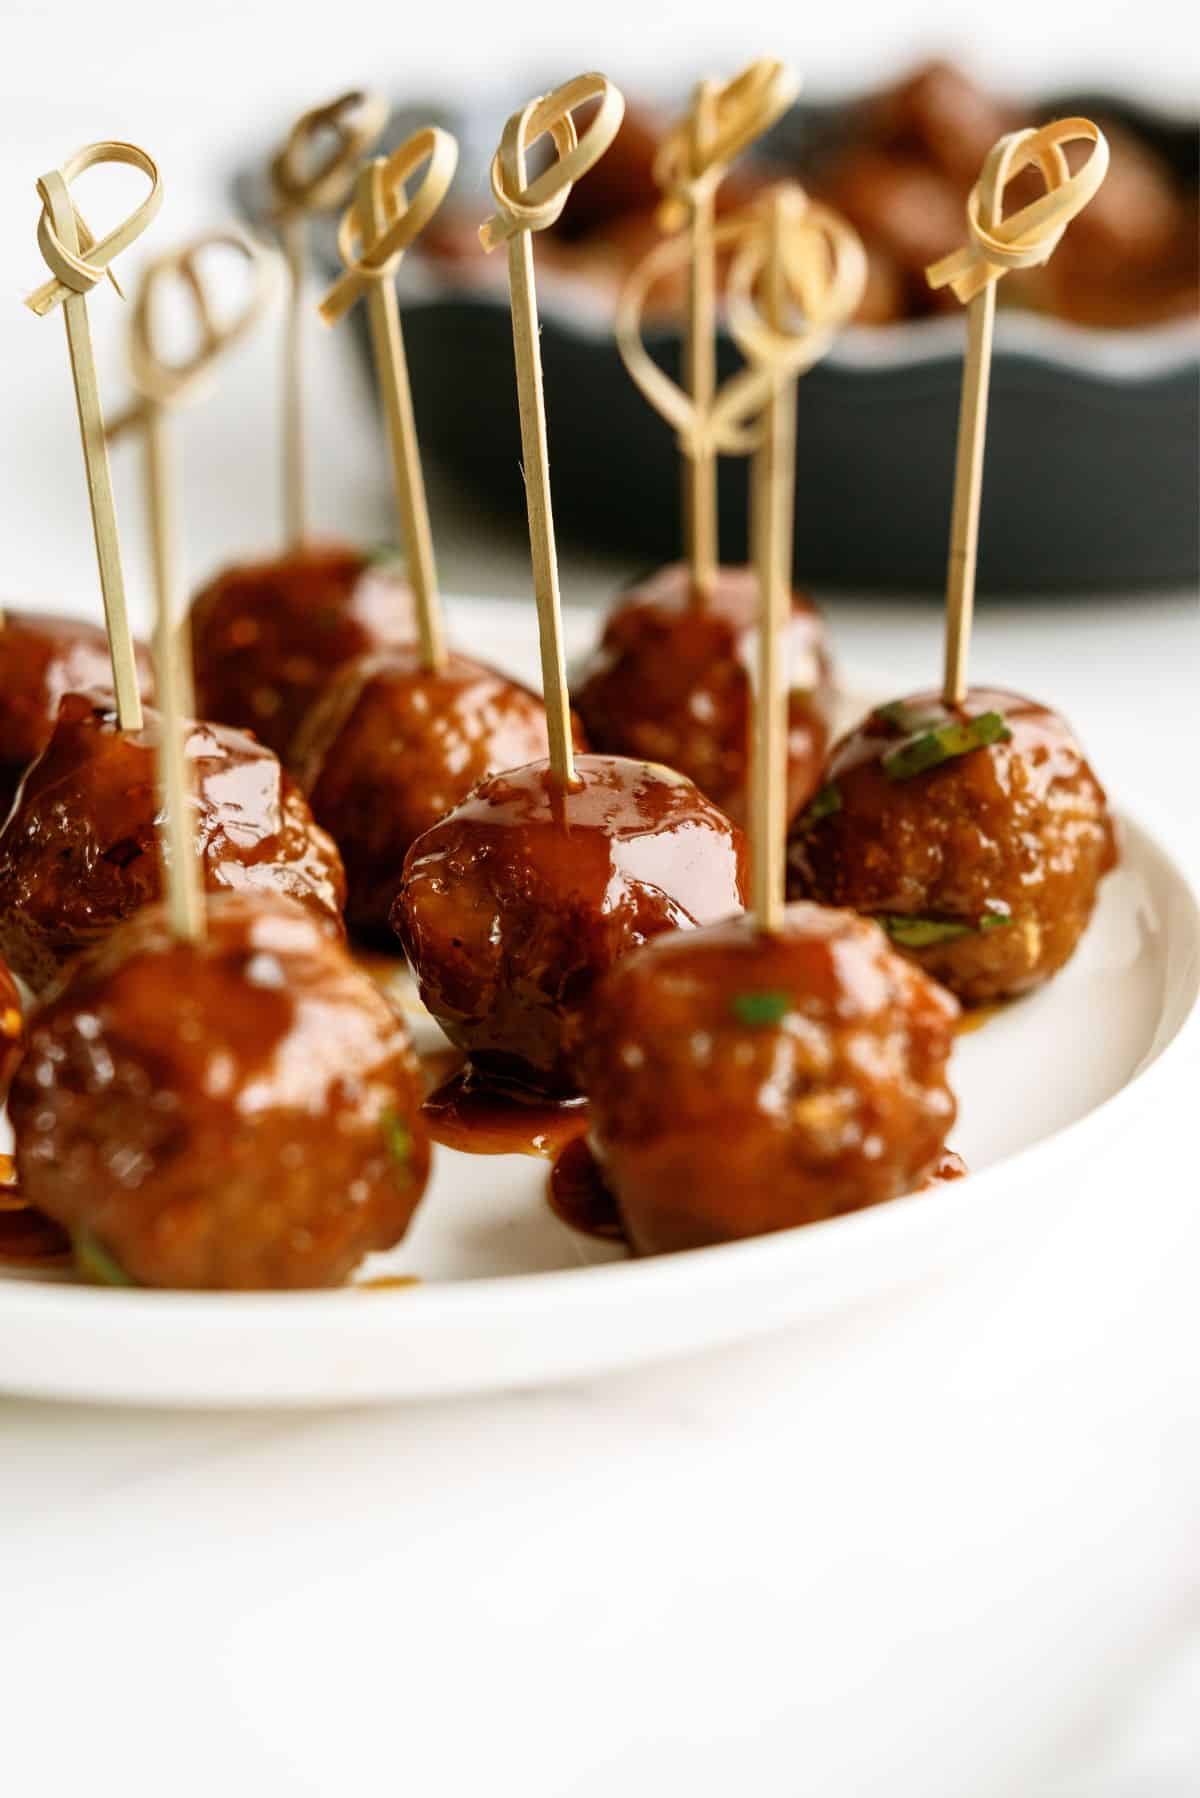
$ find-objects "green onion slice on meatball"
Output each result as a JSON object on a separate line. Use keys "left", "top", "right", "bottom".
{"left": 881, "top": 710, "right": 1012, "bottom": 781}
{"left": 878, "top": 911, "right": 1014, "bottom": 948}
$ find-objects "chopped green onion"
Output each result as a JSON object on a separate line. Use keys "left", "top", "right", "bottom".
{"left": 875, "top": 700, "right": 945, "bottom": 735}
{"left": 730, "top": 989, "right": 793, "bottom": 1027}
{"left": 881, "top": 710, "right": 1012, "bottom": 781}
{"left": 796, "top": 781, "right": 841, "bottom": 829}
{"left": 366, "top": 542, "right": 403, "bottom": 567}
{"left": 73, "top": 1229, "right": 135, "bottom": 1287}
{"left": 878, "top": 911, "right": 1014, "bottom": 948}
{"left": 381, "top": 1111, "right": 412, "bottom": 1173}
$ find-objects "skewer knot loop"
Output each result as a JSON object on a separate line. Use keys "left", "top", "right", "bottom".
{"left": 269, "top": 90, "right": 389, "bottom": 219}
{"left": 479, "top": 74, "right": 625, "bottom": 251}
{"left": 25, "top": 141, "right": 163, "bottom": 317}
{"left": 926, "top": 117, "right": 1109, "bottom": 304}
{"left": 320, "top": 127, "right": 459, "bottom": 325}
{"left": 653, "top": 59, "right": 800, "bottom": 231}
{"left": 726, "top": 185, "right": 867, "bottom": 379}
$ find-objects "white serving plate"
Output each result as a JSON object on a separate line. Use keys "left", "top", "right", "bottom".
{"left": 1, "top": 605, "right": 1197, "bottom": 1407}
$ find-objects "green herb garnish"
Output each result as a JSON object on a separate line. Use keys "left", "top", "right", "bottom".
{"left": 796, "top": 781, "right": 841, "bottom": 830}
{"left": 875, "top": 700, "right": 945, "bottom": 735}
{"left": 381, "top": 1111, "right": 412, "bottom": 1174}
{"left": 73, "top": 1229, "right": 135, "bottom": 1287}
{"left": 366, "top": 542, "right": 404, "bottom": 567}
{"left": 731, "top": 989, "right": 793, "bottom": 1027}
{"left": 878, "top": 911, "right": 1014, "bottom": 948}
{"left": 881, "top": 710, "right": 1012, "bottom": 781}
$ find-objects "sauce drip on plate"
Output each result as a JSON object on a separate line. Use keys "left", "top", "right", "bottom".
{"left": 547, "top": 1137, "right": 626, "bottom": 1242}
{"left": 422, "top": 1064, "right": 589, "bottom": 1159}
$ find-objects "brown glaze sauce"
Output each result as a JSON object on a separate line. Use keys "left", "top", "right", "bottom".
{"left": 547, "top": 1136, "right": 627, "bottom": 1242}
{"left": 357, "top": 1274, "right": 421, "bottom": 1290}
{"left": 955, "top": 1001, "right": 1006, "bottom": 1036}
{"left": 423, "top": 1064, "right": 589, "bottom": 1159}
{"left": 0, "top": 1155, "right": 72, "bottom": 1266}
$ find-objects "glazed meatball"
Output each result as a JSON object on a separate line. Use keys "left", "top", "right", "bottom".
{"left": 0, "top": 609, "right": 153, "bottom": 818}
{"left": 293, "top": 647, "right": 564, "bottom": 941}
{"left": 10, "top": 892, "right": 430, "bottom": 1290}
{"left": 573, "top": 564, "right": 833, "bottom": 828}
{"left": 0, "top": 692, "right": 346, "bottom": 993}
{"left": 394, "top": 754, "right": 749, "bottom": 1095}
{"left": 0, "top": 957, "right": 23, "bottom": 1103}
{"left": 189, "top": 543, "right": 414, "bottom": 763}
{"left": 581, "top": 904, "right": 959, "bottom": 1254}
{"left": 787, "top": 688, "right": 1116, "bottom": 1004}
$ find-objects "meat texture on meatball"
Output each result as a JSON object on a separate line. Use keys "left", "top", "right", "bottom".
{"left": 189, "top": 543, "right": 414, "bottom": 763}
{"left": 573, "top": 564, "right": 832, "bottom": 827}
{"left": 11, "top": 892, "right": 430, "bottom": 1290}
{"left": 0, "top": 692, "right": 346, "bottom": 993}
{"left": 293, "top": 647, "right": 565, "bottom": 940}
{"left": 394, "top": 754, "right": 749, "bottom": 1096}
{"left": 0, "top": 608, "right": 154, "bottom": 818}
{"left": 581, "top": 904, "right": 959, "bottom": 1254}
{"left": 786, "top": 688, "right": 1116, "bottom": 1004}
{"left": 0, "top": 956, "right": 23, "bottom": 1103}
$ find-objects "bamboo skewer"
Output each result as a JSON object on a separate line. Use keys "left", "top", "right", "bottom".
{"left": 927, "top": 118, "right": 1109, "bottom": 706}
{"left": 480, "top": 75, "right": 626, "bottom": 789}
{"left": 726, "top": 186, "right": 866, "bottom": 932}
{"left": 24, "top": 142, "right": 163, "bottom": 731}
{"left": 107, "top": 227, "right": 278, "bottom": 729}
{"left": 268, "top": 90, "right": 388, "bottom": 550}
{"left": 320, "top": 127, "right": 459, "bottom": 673}
{"left": 649, "top": 58, "right": 799, "bottom": 602}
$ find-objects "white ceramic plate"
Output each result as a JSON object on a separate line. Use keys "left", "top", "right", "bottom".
{"left": 1, "top": 604, "right": 1197, "bottom": 1406}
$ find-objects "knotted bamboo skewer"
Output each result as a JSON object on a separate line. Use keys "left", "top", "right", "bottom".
{"left": 480, "top": 74, "right": 626, "bottom": 788}
{"left": 268, "top": 90, "right": 388, "bottom": 548}
{"left": 926, "top": 118, "right": 1109, "bottom": 705}
{"left": 106, "top": 228, "right": 278, "bottom": 938}
{"left": 320, "top": 126, "right": 458, "bottom": 672}
{"left": 648, "top": 58, "right": 799, "bottom": 601}
{"left": 726, "top": 187, "right": 866, "bottom": 931}
{"left": 24, "top": 141, "right": 163, "bottom": 728}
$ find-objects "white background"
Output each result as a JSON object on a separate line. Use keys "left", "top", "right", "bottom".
{"left": 0, "top": 5, "right": 1198, "bottom": 1795}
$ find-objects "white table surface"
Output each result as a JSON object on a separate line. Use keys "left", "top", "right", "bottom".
{"left": 2, "top": 46, "right": 1199, "bottom": 1795}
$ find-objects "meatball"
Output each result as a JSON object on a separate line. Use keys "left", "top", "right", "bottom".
{"left": 293, "top": 646, "right": 563, "bottom": 941}
{"left": 189, "top": 542, "right": 414, "bottom": 763}
{"left": 786, "top": 688, "right": 1116, "bottom": 1004}
{"left": 581, "top": 904, "right": 959, "bottom": 1253}
{"left": 863, "top": 60, "right": 1016, "bottom": 185}
{"left": 394, "top": 754, "right": 749, "bottom": 1095}
{"left": 0, "top": 691, "right": 346, "bottom": 993}
{"left": 572, "top": 564, "right": 833, "bottom": 828}
{"left": 10, "top": 892, "right": 430, "bottom": 1289}
{"left": 0, "top": 956, "right": 23, "bottom": 1103}
{"left": 0, "top": 609, "right": 154, "bottom": 818}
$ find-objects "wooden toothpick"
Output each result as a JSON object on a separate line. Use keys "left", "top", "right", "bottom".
{"left": 726, "top": 185, "right": 866, "bottom": 932}
{"left": 268, "top": 90, "right": 388, "bottom": 549}
{"left": 107, "top": 227, "right": 279, "bottom": 726}
{"left": 320, "top": 127, "right": 458, "bottom": 672}
{"left": 24, "top": 141, "right": 163, "bottom": 732}
{"left": 927, "top": 118, "right": 1109, "bottom": 705}
{"left": 480, "top": 74, "right": 626, "bottom": 789}
{"left": 650, "top": 59, "right": 799, "bottom": 602}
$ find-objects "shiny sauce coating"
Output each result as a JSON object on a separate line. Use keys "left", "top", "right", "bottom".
{"left": 395, "top": 754, "right": 748, "bottom": 1096}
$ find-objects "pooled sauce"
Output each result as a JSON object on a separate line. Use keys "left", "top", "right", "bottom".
{"left": 419, "top": 1045, "right": 468, "bottom": 1098}
{"left": 955, "top": 1001, "right": 1006, "bottom": 1036}
{"left": 357, "top": 1273, "right": 421, "bottom": 1291}
{"left": 0, "top": 1156, "right": 71, "bottom": 1266}
{"left": 423, "top": 1064, "right": 588, "bottom": 1158}
{"left": 547, "top": 1136, "right": 626, "bottom": 1242}
{"left": 921, "top": 1147, "right": 968, "bottom": 1188}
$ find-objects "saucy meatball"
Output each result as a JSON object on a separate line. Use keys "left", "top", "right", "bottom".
{"left": 394, "top": 754, "right": 749, "bottom": 1096}
{"left": 787, "top": 688, "right": 1116, "bottom": 1005}
{"left": 10, "top": 892, "right": 430, "bottom": 1290}
{"left": 189, "top": 543, "right": 414, "bottom": 763}
{"left": 573, "top": 564, "right": 833, "bottom": 828}
{"left": 0, "top": 692, "right": 346, "bottom": 994}
{"left": 293, "top": 647, "right": 563, "bottom": 941}
{"left": 0, "top": 956, "right": 24, "bottom": 1103}
{"left": 0, "top": 609, "right": 154, "bottom": 818}
{"left": 580, "top": 904, "right": 959, "bottom": 1254}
